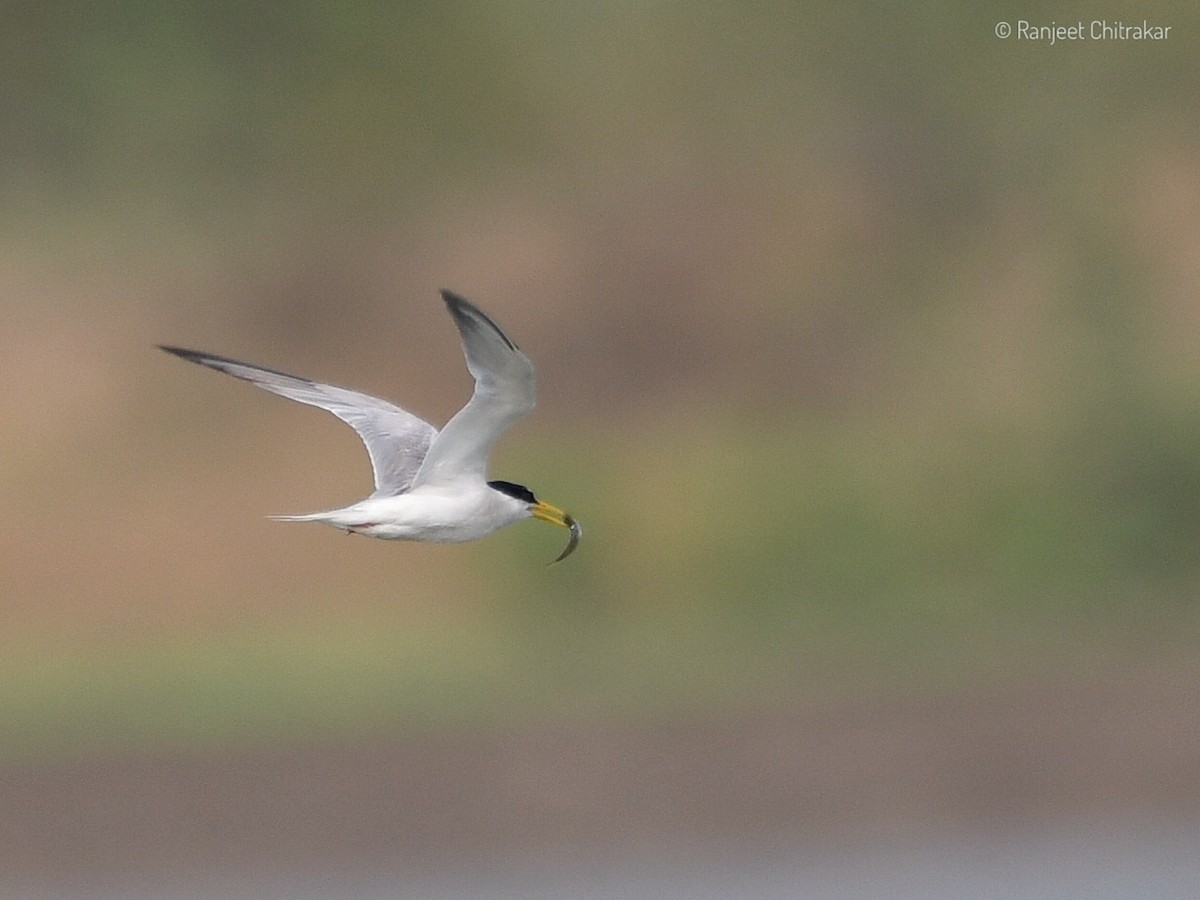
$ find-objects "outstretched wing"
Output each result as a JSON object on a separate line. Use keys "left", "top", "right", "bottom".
{"left": 411, "top": 291, "right": 536, "bottom": 488}
{"left": 159, "top": 346, "right": 437, "bottom": 496}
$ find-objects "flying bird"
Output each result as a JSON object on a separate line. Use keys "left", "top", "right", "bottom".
{"left": 160, "top": 290, "right": 581, "bottom": 563}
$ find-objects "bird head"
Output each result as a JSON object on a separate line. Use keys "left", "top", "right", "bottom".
{"left": 488, "top": 480, "right": 581, "bottom": 563}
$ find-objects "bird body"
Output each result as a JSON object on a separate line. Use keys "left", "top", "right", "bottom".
{"left": 161, "top": 290, "right": 581, "bottom": 563}
{"left": 268, "top": 482, "right": 530, "bottom": 542}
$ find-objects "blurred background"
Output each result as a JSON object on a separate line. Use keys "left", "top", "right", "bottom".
{"left": 3, "top": 2, "right": 1200, "bottom": 896}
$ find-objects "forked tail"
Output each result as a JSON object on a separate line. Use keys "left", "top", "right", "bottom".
{"left": 267, "top": 512, "right": 336, "bottom": 523}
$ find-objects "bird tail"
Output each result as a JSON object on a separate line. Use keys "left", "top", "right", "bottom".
{"left": 267, "top": 512, "right": 336, "bottom": 523}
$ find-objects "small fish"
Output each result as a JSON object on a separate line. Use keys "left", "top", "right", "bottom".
{"left": 551, "top": 515, "right": 583, "bottom": 565}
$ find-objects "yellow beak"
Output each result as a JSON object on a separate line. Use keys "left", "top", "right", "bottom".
{"left": 530, "top": 500, "right": 582, "bottom": 564}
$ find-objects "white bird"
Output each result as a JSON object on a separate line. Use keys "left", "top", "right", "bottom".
{"left": 161, "top": 290, "right": 581, "bottom": 563}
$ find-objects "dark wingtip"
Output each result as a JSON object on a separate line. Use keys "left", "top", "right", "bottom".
{"left": 159, "top": 344, "right": 203, "bottom": 362}
{"left": 439, "top": 289, "right": 518, "bottom": 352}
{"left": 158, "top": 345, "right": 230, "bottom": 369}
{"left": 159, "top": 345, "right": 323, "bottom": 386}
{"left": 440, "top": 289, "right": 472, "bottom": 324}
{"left": 440, "top": 289, "right": 475, "bottom": 320}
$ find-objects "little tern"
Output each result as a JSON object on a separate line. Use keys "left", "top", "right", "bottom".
{"left": 161, "top": 290, "right": 581, "bottom": 563}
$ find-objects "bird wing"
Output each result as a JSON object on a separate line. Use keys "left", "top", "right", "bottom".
{"left": 159, "top": 346, "right": 437, "bottom": 497}
{"left": 411, "top": 290, "right": 536, "bottom": 488}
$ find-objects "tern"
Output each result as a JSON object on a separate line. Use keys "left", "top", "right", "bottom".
{"left": 161, "top": 290, "right": 581, "bottom": 563}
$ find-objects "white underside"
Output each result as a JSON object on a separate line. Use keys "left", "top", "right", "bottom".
{"left": 269, "top": 482, "right": 530, "bottom": 542}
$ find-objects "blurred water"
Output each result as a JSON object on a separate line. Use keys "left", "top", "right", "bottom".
{"left": 13, "top": 818, "right": 1199, "bottom": 900}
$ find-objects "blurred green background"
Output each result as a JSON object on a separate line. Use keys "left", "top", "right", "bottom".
{"left": 3, "top": 0, "right": 1200, "bottom": 885}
